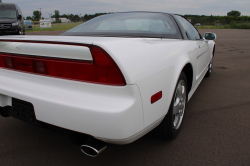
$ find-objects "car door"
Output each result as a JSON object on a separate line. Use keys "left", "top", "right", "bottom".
{"left": 175, "top": 16, "right": 210, "bottom": 84}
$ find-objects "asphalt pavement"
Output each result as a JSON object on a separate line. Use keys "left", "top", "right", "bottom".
{"left": 0, "top": 29, "right": 250, "bottom": 166}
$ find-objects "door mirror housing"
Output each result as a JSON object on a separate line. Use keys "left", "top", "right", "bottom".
{"left": 17, "top": 15, "right": 22, "bottom": 20}
{"left": 205, "top": 33, "right": 216, "bottom": 40}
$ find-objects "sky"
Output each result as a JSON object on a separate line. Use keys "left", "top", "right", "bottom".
{"left": 4, "top": 0, "right": 250, "bottom": 18}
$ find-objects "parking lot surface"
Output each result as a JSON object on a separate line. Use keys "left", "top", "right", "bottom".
{"left": 1, "top": 29, "right": 250, "bottom": 165}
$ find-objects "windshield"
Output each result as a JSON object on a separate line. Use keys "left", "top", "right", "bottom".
{"left": 0, "top": 9, "right": 16, "bottom": 19}
{"left": 62, "top": 13, "right": 182, "bottom": 39}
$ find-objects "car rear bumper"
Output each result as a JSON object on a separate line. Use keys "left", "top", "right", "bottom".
{"left": 0, "top": 68, "right": 144, "bottom": 144}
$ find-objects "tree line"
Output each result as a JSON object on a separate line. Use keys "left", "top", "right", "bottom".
{"left": 184, "top": 15, "right": 250, "bottom": 25}
{"left": 24, "top": 10, "right": 109, "bottom": 22}
{"left": 185, "top": 10, "right": 249, "bottom": 25}
{"left": 24, "top": 10, "right": 249, "bottom": 26}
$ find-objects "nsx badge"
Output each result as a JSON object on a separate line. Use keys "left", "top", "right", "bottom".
{"left": 16, "top": 62, "right": 32, "bottom": 67}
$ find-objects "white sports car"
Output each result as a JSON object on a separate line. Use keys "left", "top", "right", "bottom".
{"left": 0, "top": 12, "right": 216, "bottom": 157}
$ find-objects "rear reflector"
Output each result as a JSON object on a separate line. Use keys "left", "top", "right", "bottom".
{"left": 151, "top": 91, "right": 162, "bottom": 104}
{"left": 34, "top": 60, "right": 46, "bottom": 74}
{"left": 0, "top": 45, "right": 126, "bottom": 86}
{"left": 4, "top": 56, "right": 14, "bottom": 69}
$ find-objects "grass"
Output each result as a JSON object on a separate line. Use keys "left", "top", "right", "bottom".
{"left": 196, "top": 22, "right": 250, "bottom": 29}
{"left": 25, "top": 22, "right": 82, "bottom": 32}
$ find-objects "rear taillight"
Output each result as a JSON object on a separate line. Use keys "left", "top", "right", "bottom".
{"left": 3, "top": 56, "right": 14, "bottom": 69}
{"left": 0, "top": 45, "right": 126, "bottom": 86}
{"left": 90, "top": 46, "right": 126, "bottom": 86}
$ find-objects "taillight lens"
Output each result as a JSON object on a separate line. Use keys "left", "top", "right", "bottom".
{"left": 4, "top": 56, "right": 14, "bottom": 69}
{"left": 34, "top": 60, "right": 46, "bottom": 74}
{"left": 90, "top": 46, "right": 126, "bottom": 85}
{"left": 0, "top": 45, "right": 126, "bottom": 86}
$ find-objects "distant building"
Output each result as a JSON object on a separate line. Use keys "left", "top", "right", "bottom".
{"left": 50, "top": 17, "right": 71, "bottom": 23}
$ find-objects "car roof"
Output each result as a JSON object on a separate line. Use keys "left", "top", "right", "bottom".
{"left": 109, "top": 11, "right": 182, "bottom": 16}
{"left": 0, "top": 3, "right": 16, "bottom": 9}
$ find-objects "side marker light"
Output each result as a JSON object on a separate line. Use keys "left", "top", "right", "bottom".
{"left": 151, "top": 91, "right": 162, "bottom": 104}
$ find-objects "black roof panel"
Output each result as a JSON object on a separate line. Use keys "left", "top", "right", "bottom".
{"left": 0, "top": 3, "right": 16, "bottom": 9}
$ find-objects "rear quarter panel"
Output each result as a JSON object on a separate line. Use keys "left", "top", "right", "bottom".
{"left": 95, "top": 38, "right": 199, "bottom": 128}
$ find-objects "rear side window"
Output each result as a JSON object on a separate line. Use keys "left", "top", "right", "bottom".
{"left": 175, "top": 15, "right": 201, "bottom": 40}
{"left": 95, "top": 17, "right": 177, "bottom": 34}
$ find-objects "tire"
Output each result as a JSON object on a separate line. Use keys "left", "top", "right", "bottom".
{"left": 15, "top": 30, "right": 22, "bottom": 35}
{"left": 205, "top": 57, "right": 213, "bottom": 77}
{"left": 16, "top": 28, "right": 25, "bottom": 35}
{"left": 205, "top": 46, "right": 215, "bottom": 77}
{"left": 152, "top": 72, "right": 188, "bottom": 139}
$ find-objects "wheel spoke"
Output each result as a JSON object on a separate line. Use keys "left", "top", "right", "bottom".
{"left": 173, "top": 114, "right": 180, "bottom": 127}
{"left": 181, "top": 85, "right": 185, "bottom": 95}
{"left": 178, "top": 85, "right": 182, "bottom": 96}
{"left": 173, "top": 104, "right": 180, "bottom": 115}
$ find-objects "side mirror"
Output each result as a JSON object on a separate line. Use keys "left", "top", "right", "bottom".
{"left": 205, "top": 32, "right": 216, "bottom": 40}
{"left": 18, "top": 15, "right": 22, "bottom": 20}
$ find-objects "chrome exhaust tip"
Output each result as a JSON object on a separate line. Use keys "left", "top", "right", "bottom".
{"left": 80, "top": 139, "right": 107, "bottom": 157}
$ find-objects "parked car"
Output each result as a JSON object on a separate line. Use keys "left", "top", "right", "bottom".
{"left": 195, "top": 23, "right": 201, "bottom": 26}
{"left": 0, "top": 12, "right": 216, "bottom": 157}
{"left": 0, "top": 3, "right": 25, "bottom": 35}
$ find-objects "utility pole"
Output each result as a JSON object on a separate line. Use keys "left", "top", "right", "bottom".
{"left": 38, "top": 8, "right": 42, "bottom": 19}
{"left": 49, "top": 13, "right": 52, "bottom": 22}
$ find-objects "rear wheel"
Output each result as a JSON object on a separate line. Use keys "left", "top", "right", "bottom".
{"left": 153, "top": 72, "right": 187, "bottom": 139}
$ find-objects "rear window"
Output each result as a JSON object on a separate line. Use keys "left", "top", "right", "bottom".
{"left": 62, "top": 13, "right": 182, "bottom": 39}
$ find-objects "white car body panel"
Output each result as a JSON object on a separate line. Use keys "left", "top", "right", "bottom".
{"left": 0, "top": 35, "right": 215, "bottom": 144}
{"left": 0, "top": 68, "right": 144, "bottom": 142}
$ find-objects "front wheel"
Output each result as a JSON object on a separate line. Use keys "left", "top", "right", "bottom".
{"left": 15, "top": 30, "right": 22, "bottom": 35}
{"left": 16, "top": 29, "right": 25, "bottom": 35}
{"left": 205, "top": 58, "right": 213, "bottom": 77}
{"left": 153, "top": 72, "right": 187, "bottom": 139}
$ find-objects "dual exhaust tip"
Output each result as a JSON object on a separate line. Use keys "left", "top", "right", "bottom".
{"left": 80, "top": 138, "right": 107, "bottom": 157}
